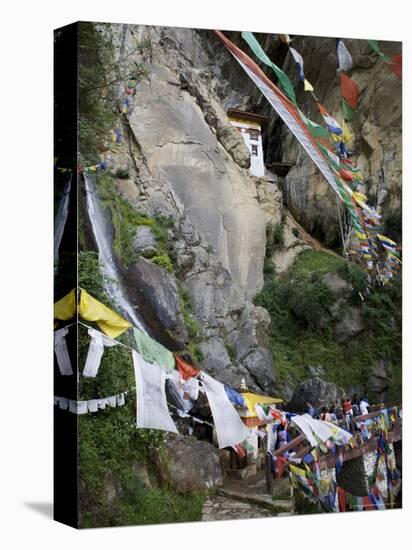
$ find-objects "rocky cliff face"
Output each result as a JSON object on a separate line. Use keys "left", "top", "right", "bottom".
{"left": 81, "top": 25, "right": 401, "bottom": 401}
{"left": 88, "top": 25, "right": 288, "bottom": 394}
{"left": 210, "top": 32, "right": 402, "bottom": 247}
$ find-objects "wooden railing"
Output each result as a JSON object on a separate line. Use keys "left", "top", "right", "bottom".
{"left": 266, "top": 404, "right": 402, "bottom": 492}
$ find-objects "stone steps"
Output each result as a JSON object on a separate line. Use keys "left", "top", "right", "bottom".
{"left": 217, "top": 487, "right": 294, "bottom": 515}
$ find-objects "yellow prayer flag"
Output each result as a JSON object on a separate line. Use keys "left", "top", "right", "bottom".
{"left": 241, "top": 392, "right": 283, "bottom": 416}
{"left": 353, "top": 191, "right": 367, "bottom": 203}
{"left": 304, "top": 79, "right": 314, "bottom": 92}
{"left": 54, "top": 289, "right": 76, "bottom": 320}
{"left": 289, "top": 464, "right": 306, "bottom": 477}
{"left": 79, "top": 288, "right": 131, "bottom": 339}
{"left": 378, "top": 233, "right": 397, "bottom": 246}
{"left": 342, "top": 119, "right": 353, "bottom": 143}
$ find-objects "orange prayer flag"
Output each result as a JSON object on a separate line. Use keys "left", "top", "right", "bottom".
{"left": 340, "top": 73, "right": 359, "bottom": 108}
{"left": 174, "top": 355, "right": 200, "bottom": 380}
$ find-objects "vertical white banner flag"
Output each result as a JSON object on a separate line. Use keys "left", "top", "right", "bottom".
{"left": 54, "top": 326, "right": 73, "bottom": 376}
{"left": 201, "top": 372, "right": 250, "bottom": 449}
{"left": 132, "top": 350, "right": 178, "bottom": 433}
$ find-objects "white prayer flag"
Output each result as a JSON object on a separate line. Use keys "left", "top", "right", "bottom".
{"left": 201, "top": 372, "right": 250, "bottom": 449}
{"left": 292, "top": 413, "right": 353, "bottom": 447}
{"left": 83, "top": 327, "right": 118, "bottom": 378}
{"left": 132, "top": 350, "right": 178, "bottom": 433}
{"left": 289, "top": 47, "right": 305, "bottom": 81}
{"left": 117, "top": 393, "right": 126, "bottom": 407}
{"left": 337, "top": 39, "right": 353, "bottom": 73}
{"left": 107, "top": 396, "right": 117, "bottom": 408}
{"left": 88, "top": 399, "right": 99, "bottom": 413}
{"left": 54, "top": 326, "right": 73, "bottom": 376}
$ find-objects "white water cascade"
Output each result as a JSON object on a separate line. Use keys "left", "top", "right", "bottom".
{"left": 54, "top": 177, "right": 71, "bottom": 266}
{"left": 84, "top": 175, "right": 147, "bottom": 333}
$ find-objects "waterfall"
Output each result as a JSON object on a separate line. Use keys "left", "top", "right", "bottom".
{"left": 54, "top": 176, "right": 71, "bottom": 266}
{"left": 84, "top": 174, "right": 147, "bottom": 333}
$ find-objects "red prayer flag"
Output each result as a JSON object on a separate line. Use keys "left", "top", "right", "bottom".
{"left": 340, "top": 73, "right": 359, "bottom": 108}
{"left": 340, "top": 168, "right": 354, "bottom": 182}
{"left": 317, "top": 102, "right": 328, "bottom": 116}
{"left": 388, "top": 54, "right": 402, "bottom": 80}
{"left": 234, "top": 444, "right": 246, "bottom": 458}
{"left": 275, "top": 456, "right": 288, "bottom": 479}
{"left": 174, "top": 355, "right": 200, "bottom": 380}
{"left": 338, "top": 487, "right": 346, "bottom": 512}
{"left": 362, "top": 495, "right": 372, "bottom": 511}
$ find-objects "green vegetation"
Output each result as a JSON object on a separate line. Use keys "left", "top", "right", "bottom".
{"left": 179, "top": 287, "right": 200, "bottom": 340}
{"left": 223, "top": 337, "right": 236, "bottom": 363}
{"left": 151, "top": 253, "right": 174, "bottom": 273}
{"left": 119, "top": 485, "right": 205, "bottom": 526}
{"left": 78, "top": 250, "right": 113, "bottom": 306}
{"left": 288, "top": 249, "right": 347, "bottom": 278}
{"left": 266, "top": 219, "right": 285, "bottom": 254}
{"left": 114, "top": 168, "right": 130, "bottom": 179}
{"left": 78, "top": 22, "right": 151, "bottom": 162}
{"left": 78, "top": 23, "right": 117, "bottom": 161}
{"left": 93, "top": 171, "right": 175, "bottom": 267}
{"left": 255, "top": 249, "right": 401, "bottom": 401}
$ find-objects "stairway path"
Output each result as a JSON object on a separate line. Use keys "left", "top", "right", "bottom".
{"left": 201, "top": 470, "right": 294, "bottom": 521}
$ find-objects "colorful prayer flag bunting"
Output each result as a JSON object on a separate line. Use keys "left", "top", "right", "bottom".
{"left": 241, "top": 31, "right": 298, "bottom": 105}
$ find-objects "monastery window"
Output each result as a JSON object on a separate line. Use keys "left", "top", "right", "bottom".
{"left": 249, "top": 129, "right": 259, "bottom": 141}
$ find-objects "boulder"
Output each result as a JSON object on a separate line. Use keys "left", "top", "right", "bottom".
{"left": 133, "top": 225, "right": 157, "bottom": 255}
{"left": 368, "top": 359, "right": 390, "bottom": 396}
{"left": 199, "top": 337, "right": 254, "bottom": 389}
{"left": 287, "top": 377, "right": 346, "bottom": 412}
{"left": 162, "top": 434, "right": 224, "bottom": 494}
{"left": 131, "top": 461, "right": 152, "bottom": 490}
{"left": 334, "top": 306, "right": 365, "bottom": 343}
{"left": 103, "top": 470, "right": 122, "bottom": 506}
{"left": 306, "top": 365, "right": 326, "bottom": 378}
{"left": 128, "top": 258, "right": 186, "bottom": 336}
{"left": 241, "top": 348, "right": 276, "bottom": 395}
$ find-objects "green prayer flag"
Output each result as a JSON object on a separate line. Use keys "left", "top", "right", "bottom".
{"left": 305, "top": 117, "right": 330, "bottom": 139}
{"left": 341, "top": 98, "right": 357, "bottom": 121}
{"left": 133, "top": 328, "right": 175, "bottom": 373}
{"left": 241, "top": 31, "right": 297, "bottom": 105}
{"left": 368, "top": 40, "right": 391, "bottom": 62}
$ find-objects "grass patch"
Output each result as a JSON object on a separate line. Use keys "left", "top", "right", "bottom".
{"left": 288, "top": 249, "right": 346, "bottom": 278}
{"left": 255, "top": 249, "right": 402, "bottom": 400}
{"left": 151, "top": 253, "right": 174, "bottom": 273}
{"left": 119, "top": 487, "right": 205, "bottom": 526}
